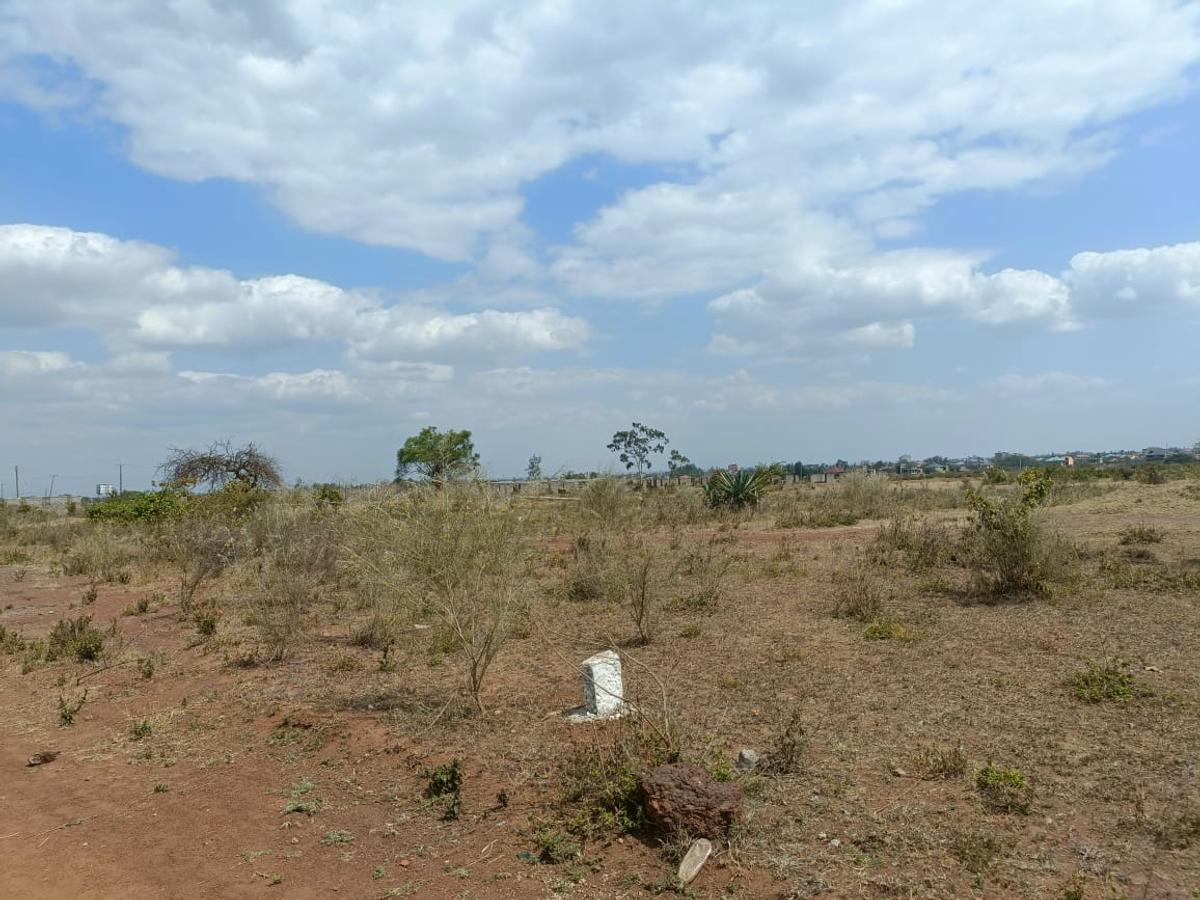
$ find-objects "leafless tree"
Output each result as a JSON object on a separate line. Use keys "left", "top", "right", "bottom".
{"left": 160, "top": 441, "right": 283, "bottom": 490}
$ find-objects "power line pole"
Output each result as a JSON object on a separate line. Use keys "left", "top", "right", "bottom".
{"left": 118, "top": 463, "right": 124, "bottom": 496}
{"left": 47, "top": 474, "right": 58, "bottom": 498}
{"left": 13, "top": 465, "right": 18, "bottom": 500}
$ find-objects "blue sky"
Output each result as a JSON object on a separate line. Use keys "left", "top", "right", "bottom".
{"left": 1, "top": 1, "right": 1198, "bottom": 493}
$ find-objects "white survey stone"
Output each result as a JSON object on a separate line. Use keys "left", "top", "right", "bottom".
{"left": 678, "top": 838, "right": 713, "bottom": 884}
{"left": 566, "top": 650, "right": 628, "bottom": 721}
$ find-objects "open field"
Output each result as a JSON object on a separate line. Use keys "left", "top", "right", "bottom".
{"left": 2, "top": 477, "right": 1199, "bottom": 898}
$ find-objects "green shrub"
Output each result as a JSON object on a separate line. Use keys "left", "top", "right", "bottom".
{"left": 46, "top": 616, "right": 106, "bottom": 663}
{"left": 975, "top": 762, "right": 1032, "bottom": 813}
{"left": 86, "top": 489, "right": 185, "bottom": 525}
{"left": 964, "top": 470, "right": 1074, "bottom": 598}
{"left": 425, "top": 759, "right": 463, "bottom": 820}
{"left": 1072, "top": 657, "right": 1142, "bottom": 703}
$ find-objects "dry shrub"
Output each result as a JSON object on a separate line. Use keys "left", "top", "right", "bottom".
{"left": 62, "top": 526, "right": 134, "bottom": 584}
{"left": 833, "top": 572, "right": 885, "bottom": 622}
{"left": 243, "top": 499, "right": 341, "bottom": 659}
{"left": 675, "top": 539, "right": 733, "bottom": 610}
{"left": 577, "top": 477, "right": 629, "bottom": 531}
{"left": 640, "top": 485, "right": 708, "bottom": 527}
{"left": 348, "top": 486, "right": 528, "bottom": 711}
{"left": 563, "top": 532, "right": 622, "bottom": 603}
{"left": 149, "top": 517, "right": 239, "bottom": 613}
{"left": 873, "top": 514, "right": 952, "bottom": 571}
{"left": 621, "top": 541, "right": 665, "bottom": 644}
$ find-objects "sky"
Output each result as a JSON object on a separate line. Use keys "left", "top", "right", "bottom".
{"left": 1, "top": 1, "right": 1198, "bottom": 493}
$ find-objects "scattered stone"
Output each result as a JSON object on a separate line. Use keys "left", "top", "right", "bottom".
{"left": 891, "top": 767, "right": 909, "bottom": 778}
{"left": 639, "top": 763, "right": 745, "bottom": 837}
{"left": 26, "top": 750, "right": 59, "bottom": 767}
{"left": 566, "top": 650, "right": 628, "bottom": 721}
{"left": 735, "top": 749, "right": 760, "bottom": 771}
{"left": 677, "top": 838, "right": 712, "bottom": 884}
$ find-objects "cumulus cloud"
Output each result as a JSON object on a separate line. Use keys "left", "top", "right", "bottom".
{"left": 709, "top": 242, "right": 1199, "bottom": 357}
{"left": 0, "top": 224, "right": 594, "bottom": 361}
{"left": 1, "top": 0, "right": 1196, "bottom": 274}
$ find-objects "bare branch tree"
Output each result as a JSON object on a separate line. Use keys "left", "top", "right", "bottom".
{"left": 160, "top": 440, "right": 283, "bottom": 490}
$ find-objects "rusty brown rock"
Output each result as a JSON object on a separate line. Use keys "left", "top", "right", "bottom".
{"left": 639, "top": 763, "right": 744, "bottom": 837}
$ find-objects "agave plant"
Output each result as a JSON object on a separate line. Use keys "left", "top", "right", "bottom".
{"left": 703, "top": 467, "right": 781, "bottom": 509}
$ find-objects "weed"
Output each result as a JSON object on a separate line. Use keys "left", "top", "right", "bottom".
{"left": 1119, "top": 523, "right": 1164, "bottom": 544}
{"left": 559, "top": 715, "right": 674, "bottom": 839}
{"left": 137, "top": 657, "right": 155, "bottom": 680}
{"left": 975, "top": 762, "right": 1032, "bottom": 813}
{"left": 864, "top": 619, "right": 927, "bottom": 642}
{"left": 58, "top": 689, "right": 87, "bottom": 726}
{"left": 950, "top": 829, "right": 1005, "bottom": 874}
{"left": 321, "top": 829, "right": 355, "bottom": 845}
{"left": 679, "top": 623, "right": 702, "bottom": 639}
{"left": 82, "top": 584, "right": 98, "bottom": 605}
{"left": 129, "top": 719, "right": 152, "bottom": 740}
{"left": 62, "top": 527, "right": 134, "bottom": 584}
{"left": 425, "top": 759, "right": 463, "bottom": 820}
{"left": 833, "top": 574, "right": 884, "bottom": 622}
{"left": 153, "top": 783, "right": 170, "bottom": 793}
{"left": 1150, "top": 807, "right": 1200, "bottom": 850}
{"left": 46, "top": 616, "right": 105, "bottom": 663}
{"left": 123, "top": 596, "right": 151, "bottom": 617}
{"left": 761, "top": 705, "right": 805, "bottom": 775}
{"left": 531, "top": 823, "right": 582, "bottom": 863}
{"left": 1072, "top": 658, "right": 1143, "bottom": 703}
{"left": 914, "top": 745, "right": 968, "bottom": 780}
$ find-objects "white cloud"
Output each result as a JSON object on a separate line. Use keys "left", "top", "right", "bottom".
{"left": 349, "top": 307, "right": 594, "bottom": 361}
{"left": 709, "top": 242, "right": 1199, "bottom": 357}
{"left": 0, "top": 349, "right": 77, "bottom": 375}
{"left": 1066, "top": 242, "right": 1200, "bottom": 317}
{"left": 990, "top": 372, "right": 1112, "bottom": 394}
{"left": 1, "top": 0, "right": 1195, "bottom": 274}
{"left": 0, "top": 224, "right": 594, "bottom": 361}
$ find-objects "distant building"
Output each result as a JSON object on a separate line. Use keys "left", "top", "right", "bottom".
{"left": 96, "top": 483, "right": 113, "bottom": 497}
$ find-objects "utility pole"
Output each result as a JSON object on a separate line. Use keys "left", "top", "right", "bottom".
{"left": 13, "top": 465, "right": 18, "bottom": 500}
{"left": 47, "top": 474, "right": 58, "bottom": 498}
{"left": 118, "top": 463, "right": 124, "bottom": 496}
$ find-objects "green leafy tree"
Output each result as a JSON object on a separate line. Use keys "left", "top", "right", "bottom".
{"left": 667, "top": 449, "right": 693, "bottom": 478}
{"left": 526, "top": 454, "right": 543, "bottom": 480}
{"left": 395, "top": 427, "right": 480, "bottom": 484}
{"left": 607, "top": 423, "right": 668, "bottom": 477}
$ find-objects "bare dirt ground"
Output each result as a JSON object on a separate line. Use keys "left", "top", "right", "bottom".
{"left": 2, "top": 480, "right": 1199, "bottom": 899}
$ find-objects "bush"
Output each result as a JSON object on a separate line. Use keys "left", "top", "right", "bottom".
{"left": 1119, "top": 523, "right": 1164, "bottom": 545}
{"left": 149, "top": 518, "right": 238, "bottom": 613}
{"left": 243, "top": 500, "right": 340, "bottom": 659}
{"left": 833, "top": 573, "right": 885, "bottom": 622}
{"left": 964, "top": 470, "right": 1074, "bottom": 598}
{"left": 46, "top": 616, "right": 106, "bottom": 663}
{"left": 348, "top": 487, "right": 529, "bottom": 711}
{"left": 62, "top": 526, "right": 135, "bottom": 584}
{"left": 86, "top": 490, "right": 185, "bottom": 525}
{"left": 577, "top": 477, "right": 628, "bottom": 530}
